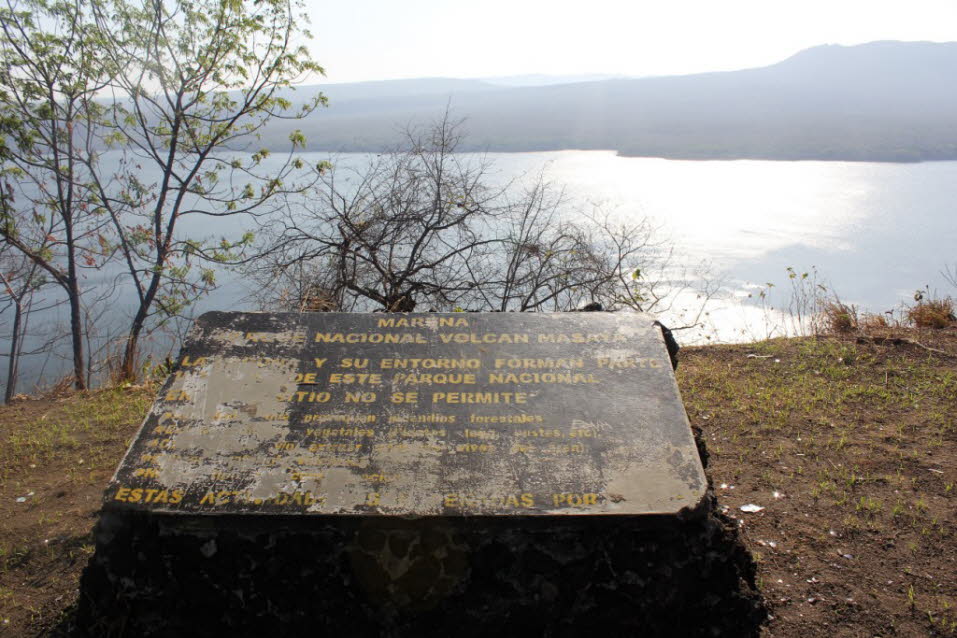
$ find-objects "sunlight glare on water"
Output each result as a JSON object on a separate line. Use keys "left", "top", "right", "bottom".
{"left": 498, "top": 151, "right": 876, "bottom": 262}
{"left": 489, "top": 151, "right": 957, "bottom": 343}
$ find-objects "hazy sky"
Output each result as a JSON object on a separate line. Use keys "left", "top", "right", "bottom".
{"left": 306, "top": 0, "right": 957, "bottom": 83}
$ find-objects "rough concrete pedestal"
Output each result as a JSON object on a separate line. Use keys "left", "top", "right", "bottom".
{"left": 78, "top": 312, "right": 765, "bottom": 637}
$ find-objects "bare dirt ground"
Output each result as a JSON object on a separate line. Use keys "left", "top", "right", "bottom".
{"left": 0, "top": 329, "right": 954, "bottom": 636}
{"left": 680, "top": 329, "right": 957, "bottom": 637}
{"left": 0, "top": 387, "right": 153, "bottom": 635}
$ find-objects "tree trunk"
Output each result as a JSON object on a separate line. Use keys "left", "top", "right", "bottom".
{"left": 68, "top": 281, "right": 87, "bottom": 390}
{"left": 121, "top": 266, "right": 161, "bottom": 382}
{"left": 4, "top": 298, "right": 22, "bottom": 403}
{"left": 120, "top": 309, "right": 147, "bottom": 382}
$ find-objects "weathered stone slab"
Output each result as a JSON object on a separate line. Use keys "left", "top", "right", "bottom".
{"left": 106, "top": 311, "right": 706, "bottom": 518}
{"left": 79, "top": 312, "right": 766, "bottom": 637}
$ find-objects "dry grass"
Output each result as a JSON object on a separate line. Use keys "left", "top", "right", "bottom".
{"left": 858, "top": 312, "right": 894, "bottom": 331}
{"left": 908, "top": 298, "right": 956, "bottom": 329}
{"left": 821, "top": 299, "right": 858, "bottom": 334}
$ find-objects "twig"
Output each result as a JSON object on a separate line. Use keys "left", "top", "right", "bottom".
{"left": 856, "top": 336, "right": 956, "bottom": 358}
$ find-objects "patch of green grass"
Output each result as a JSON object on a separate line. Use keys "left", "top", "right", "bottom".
{"left": 0, "top": 542, "right": 32, "bottom": 574}
{"left": 856, "top": 495, "right": 883, "bottom": 517}
{"left": 0, "top": 386, "right": 153, "bottom": 481}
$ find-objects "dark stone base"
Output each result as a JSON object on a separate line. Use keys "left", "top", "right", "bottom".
{"left": 77, "top": 497, "right": 765, "bottom": 638}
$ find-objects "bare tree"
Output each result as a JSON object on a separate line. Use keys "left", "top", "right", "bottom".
{"left": 945, "top": 263, "right": 957, "bottom": 291}
{"left": 248, "top": 114, "right": 669, "bottom": 315}
{"left": 481, "top": 187, "right": 669, "bottom": 312}
{"left": 255, "top": 114, "right": 502, "bottom": 312}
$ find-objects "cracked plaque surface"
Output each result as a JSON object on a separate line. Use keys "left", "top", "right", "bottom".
{"left": 106, "top": 312, "right": 706, "bottom": 516}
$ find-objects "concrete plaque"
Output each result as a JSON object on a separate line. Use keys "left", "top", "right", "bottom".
{"left": 106, "top": 312, "right": 706, "bottom": 516}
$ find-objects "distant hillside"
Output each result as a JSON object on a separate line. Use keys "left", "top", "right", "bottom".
{"left": 264, "top": 41, "right": 957, "bottom": 161}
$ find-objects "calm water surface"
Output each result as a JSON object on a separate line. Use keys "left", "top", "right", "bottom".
{"left": 3, "top": 151, "right": 956, "bottom": 393}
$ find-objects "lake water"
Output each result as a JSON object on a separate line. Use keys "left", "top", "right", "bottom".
{"left": 489, "top": 152, "right": 957, "bottom": 341}
{"left": 3, "top": 151, "right": 956, "bottom": 395}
